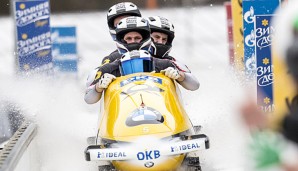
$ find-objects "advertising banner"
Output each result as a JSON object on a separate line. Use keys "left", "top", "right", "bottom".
{"left": 14, "top": 0, "right": 52, "bottom": 73}
{"left": 242, "top": 0, "right": 280, "bottom": 78}
{"left": 255, "top": 15, "right": 275, "bottom": 112}
{"left": 51, "top": 26, "right": 78, "bottom": 73}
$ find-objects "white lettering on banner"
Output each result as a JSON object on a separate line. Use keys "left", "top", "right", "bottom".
{"left": 17, "top": 32, "right": 51, "bottom": 56}
{"left": 170, "top": 142, "right": 200, "bottom": 153}
{"left": 257, "top": 65, "right": 274, "bottom": 86}
{"left": 244, "top": 6, "right": 255, "bottom": 24}
{"left": 244, "top": 30, "right": 255, "bottom": 47}
{"left": 255, "top": 27, "right": 275, "bottom": 37}
{"left": 256, "top": 65, "right": 273, "bottom": 76}
{"left": 260, "top": 104, "right": 275, "bottom": 113}
{"left": 16, "top": 1, "right": 50, "bottom": 27}
{"left": 97, "top": 151, "right": 127, "bottom": 159}
{"left": 257, "top": 36, "right": 273, "bottom": 48}
{"left": 51, "top": 31, "right": 76, "bottom": 43}
{"left": 255, "top": 27, "right": 275, "bottom": 48}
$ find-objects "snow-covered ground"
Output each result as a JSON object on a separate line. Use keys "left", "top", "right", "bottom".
{"left": 0, "top": 6, "right": 251, "bottom": 171}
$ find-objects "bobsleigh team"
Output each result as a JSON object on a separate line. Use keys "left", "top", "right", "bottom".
{"left": 84, "top": 2, "right": 200, "bottom": 104}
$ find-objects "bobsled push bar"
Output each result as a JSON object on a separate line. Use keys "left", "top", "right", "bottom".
{"left": 85, "top": 134, "right": 209, "bottom": 161}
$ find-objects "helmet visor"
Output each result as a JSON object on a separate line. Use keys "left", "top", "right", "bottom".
{"left": 120, "top": 58, "right": 154, "bottom": 76}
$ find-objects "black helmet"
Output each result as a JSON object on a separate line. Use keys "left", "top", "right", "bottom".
{"left": 107, "top": 2, "right": 141, "bottom": 40}
{"left": 147, "top": 16, "right": 175, "bottom": 58}
{"left": 115, "top": 16, "right": 152, "bottom": 54}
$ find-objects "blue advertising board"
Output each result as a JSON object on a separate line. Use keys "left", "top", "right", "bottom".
{"left": 255, "top": 15, "right": 274, "bottom": 112}
{"left": 14, "top": 0, "right": 53, "bottom": 73}
{"left": 242, "top": 0, "right": 280, "bottom": 78}
{"left": 51, "top": 27, "right": 78, "bottom": 73}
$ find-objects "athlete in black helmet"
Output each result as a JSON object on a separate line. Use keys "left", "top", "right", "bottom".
{"left": 147, "top": 16, "right": 200, "bottom": 90}
{"left": 101, "top": 2, "right": 142, "bottom": 66}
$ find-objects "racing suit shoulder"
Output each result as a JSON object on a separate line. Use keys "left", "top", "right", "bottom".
{"left": 101, "top": 50, "right": 122, "bottom": 65}
{"left": 153, "top": 58, "right": 175, "bottom": 72}
{"left": 89, "top": 60, "right": 121, "bottom": 86}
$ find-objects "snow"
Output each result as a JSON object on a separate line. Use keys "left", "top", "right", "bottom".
{"left": 0, "top": 6, "right": 251, "bottom": 171}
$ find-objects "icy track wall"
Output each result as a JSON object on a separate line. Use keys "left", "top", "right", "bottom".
{"left": 0, "top": 122, "right": 39, "bottom": 171}
{"left": 0, "top": 6, "right": 250, "bottom": 171}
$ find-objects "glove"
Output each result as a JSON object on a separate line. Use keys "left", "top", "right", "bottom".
{"left": 96, "top": 73, "right": 116, "bottom": 92}
{"left": 161, "top": 67, "right": 181, "bottom": 80}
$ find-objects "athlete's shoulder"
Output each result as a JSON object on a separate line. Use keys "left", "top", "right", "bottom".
{"left": 101, "top": 50, "right": 121, "bottom": 65}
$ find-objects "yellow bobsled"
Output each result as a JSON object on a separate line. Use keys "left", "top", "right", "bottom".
{"left": 85, "top": 73, "right": 209, "bottom": 171}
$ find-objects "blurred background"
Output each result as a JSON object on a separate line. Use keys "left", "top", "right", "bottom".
{"left": 0, "top": 0, "right": 227, "bottom": 15}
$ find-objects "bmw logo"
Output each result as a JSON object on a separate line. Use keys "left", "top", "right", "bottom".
{"left": 144, "top": 161, "right": 154, "bottom": 168}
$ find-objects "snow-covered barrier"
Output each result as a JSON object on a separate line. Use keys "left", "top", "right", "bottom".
{"left": 0, "top": 121, "right": 38, "bottom": 171}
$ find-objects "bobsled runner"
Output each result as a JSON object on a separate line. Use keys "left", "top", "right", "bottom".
{"left": 85, "top": 73, "right": 209, "bottom": 171}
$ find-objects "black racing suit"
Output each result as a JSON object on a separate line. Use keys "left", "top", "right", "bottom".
{"left": 101, "top": 50, "right": 122, "bottom": 65}
{"left": 91, "top": 57, "right": 177, "bottom": 86}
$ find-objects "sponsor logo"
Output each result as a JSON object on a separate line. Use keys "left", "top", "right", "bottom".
{"left": 126, "top": 17, "right": 137, "bottom": 25}
{"left": 170, "top": 142, "right": 200, "bottom": 153}
{"left": 244, "top": 30, "right": 255, "bottom": 47}
{"left": 255, "top": 25, "right": 274, "bottom": 49}
{"left": 244, "top": 6, "right": 254, "bottom": 24}
{"left": 97, "top": 151, "right": 127, "bottom": 159}
{"left": 137, "top": 150, "right": 160, "bottom": 160}
{"left": 144, "top": 161, "right": 154, "bottom": 168}
{"left": 120, "top": 76, "right": 162, "bottom": 87}
{"left": 95, "top": 71, "right": 102, "bottom": 80}
{"left": 256, "top": 65, "right": 273, "bottom": 86}
{"left": 160, "top": 17, "right": 170, "bottom": 29}
{"left": 17, "top": 32, "right": 51, "bottom": 57}
{"left": 116, "top": 3, "right": 126, "bottom": 11}
{"left": 16, "top": 1, "right": 50, "bottom": 27}
{"left": 129, "top": 50, "right": 140, "bottom": 57}
{"left": 35, "top": 19, "right": 48, "bottom": 27}
{"left": 245, "top": 53, "right": 256, "bottom": 77}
